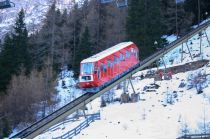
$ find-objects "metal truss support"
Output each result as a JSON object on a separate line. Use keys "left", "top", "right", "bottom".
{"left": 82, "top": 109, "right": 87, "bottom": 119}
{"left": 185, "top": 41, "right": 193, "bottom": 60}
{"left": 129, "top": 77, "right": 136, "bottom": 94}
{"left": 199, "top": 31, "right": 203, "bottom": 59}
{"left": 123, "top": 80, "right": 127, "bottom": 93}
{"left": 156, "top": 60, "right": 159, "bottom": 71}
{"left": 161, "top": 46, "right": 167, "bottom": 73}
{"left": 181, "top": 43, "right": 184, "bottom": 62}
{"left": 204, "top": 30, "right": 210, "bottom": 47}
{"left": 161, "top": 57, "right": 167, "bottom": 73}
{"left": 82, "top": 107, "right": 87, "bottom": 119}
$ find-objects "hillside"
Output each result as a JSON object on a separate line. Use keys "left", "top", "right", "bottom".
{"left": 0, "top": 0, "right": 74, "bottom": 39}
{"left": 35, "top": 22, "right": 210, "bottom": 139}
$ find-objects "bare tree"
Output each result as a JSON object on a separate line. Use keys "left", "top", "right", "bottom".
{"left": 0, "top": 69, "right": 56, "bottom": 134}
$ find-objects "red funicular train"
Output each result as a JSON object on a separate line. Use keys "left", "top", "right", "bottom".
{"left": 79, "top": 42, "right": 139, "bottom": 92}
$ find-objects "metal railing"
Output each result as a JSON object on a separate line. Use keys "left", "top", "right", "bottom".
{"left": 52, "top": 113, "right": 100, "bottom": 139}
{"left": 44, "top": 116, "right": 82, "bottom": 133}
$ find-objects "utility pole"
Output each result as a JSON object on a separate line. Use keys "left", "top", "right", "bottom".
{"left": 198, "top": 0, "right": 201, "bottom": 26}
{"left": 175, "top": 0, "right": 178, "bottom": 38}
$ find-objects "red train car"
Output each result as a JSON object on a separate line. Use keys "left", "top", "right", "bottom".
{"left": 79, "top": 42, "right": 139, "bottom": 92}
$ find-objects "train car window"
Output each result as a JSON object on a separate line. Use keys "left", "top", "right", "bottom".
{"left": 108, "top": 60, "right": 111, "bottom": 68}
{"left": 100, "top": 65, "right": 103, "bottom": 71}
{"left": 131, "top": 48, "right": 136, "bottom": 56}
{"left": 120, "top": 53, "right": 125, "bottom": 61}
{"left": 81, "top": 63, "right": 94, "bottom": 74}
{"left": 114, "top": 56, "right": 120, "bottom": 64}
{"left": 109, "top": 60, "right": 114, "bottom": 67}
{"left": 101, "top": 64, "right": 104, "bottom": 72}
{"left": 114, "top": 56, "right": 117, "bottom": 64}
{"left": 101, "top": 64, "right": 107, "bottom": 72}
{"left": 105, "top": 65, "right": 107, "bottom": 72}
{"left": 126, "top": 50, "right": 130, "bottom": 58}
{"left": 120, "top": 53, "right": 123, "bottom": 61}
{"left": 131, "top": 48, "right": 134, "bottom": 53}
{"left": 136, "top": 50, "right": 138, "bottom": 59}
{"left": 122, "top": 54, "right": 125, "bottom": 61}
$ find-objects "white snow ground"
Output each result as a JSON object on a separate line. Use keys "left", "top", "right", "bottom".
{"left": 36, "top": 25, "right": 210, "bottom": 139}
{"left": 55, "top": 69, "right": 83, "bottom": 108}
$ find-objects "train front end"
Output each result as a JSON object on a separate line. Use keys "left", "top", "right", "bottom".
{"left": 79, "top": 62, "right": 97, "bottom": 89}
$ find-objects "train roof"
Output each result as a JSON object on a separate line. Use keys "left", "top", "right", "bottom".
{"left": 81, "top": 41, "right": 134, "bottom": 63}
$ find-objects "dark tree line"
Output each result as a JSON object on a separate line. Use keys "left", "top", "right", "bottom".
{"left": 0, "top": 9, "right": 31, "bottom": 94}
{"left": 30, "top": 0, "right": 127, "bottom": 77}
{"left": 126, "top": 0, "right": 167, "bottom": 59}
{"left": 184, "top": 0, "right": 210, "bottom": 25}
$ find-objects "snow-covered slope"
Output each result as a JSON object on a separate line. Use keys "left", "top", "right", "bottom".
{"left": 36, "top": 69, "right": 210, "bottom": 139}
{"left": 75, "top": 70, "right": 210, "bottom": 139}
{"left": 162, "top": 22, "right": 210, "bottom": 67}
{"left": 0, "top": 0, "right": 74, "bottom": 39}
{"left": 56, "top": 69, "right": 83, "bottom": 108}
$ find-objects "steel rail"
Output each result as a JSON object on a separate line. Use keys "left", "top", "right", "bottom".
{"left": 11, "top": 20, "right": 210, "bottom": 139}
{"left": 177, "top": 133, "right": 210, "bottom": 139}
{"left": 10, "top": 93, "right": 93, "bottom": 138}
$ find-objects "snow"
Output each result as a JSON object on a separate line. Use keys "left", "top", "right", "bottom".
{"left": 81, "top": 42, "right": 133, "bottom": 63}
{"left": 162, "top": 34, "right": 177, "bottom": 44}
{"left": 36, "top": 117, "right": 86, "bottom": 139}
{"left": 74, "top": 71, "right": 210, "bottom": 139}
{"left": 55, "top": 69, "right": 83, "bottom": 108}
{"left": 34, "top": 21, "right": 210, "bottom": 139}
{"left": 160, "top": 26, "right": 210, "bottom": 68}
{"left": 0, "top": 0, "right": 78, "bottom": 39}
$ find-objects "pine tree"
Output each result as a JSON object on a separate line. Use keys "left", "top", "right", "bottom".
{"left": 0, "top": 9, "right": 31, "bottom": 94}
{"left": 59, "top": 9, "right": 70, "bottom": 69}
{"left": 67, "top": 3, "right": 82, "bottom": 71}
{"left": 162, "top": 0, "right": 193, "bottom": 36}
{"left": 12, "top": 8, "right": 31, "bottom": 74}
{"left": 32, "top": 3, "right": 56, "bottom": 71}
{"left": 53, "top": 9, "right": 63, "bottom": 71}
{"left": 0, "top": 35, "right": 15, "bottom": 94}
{"left": 126, "top": 0, "right": 166, "bottom": 59}
{"left": 73, "top": 26, "right": 92, "bottom": 77}
{"left": 184, "top": 0, "right": 210, "bottom": 25}
{"left": 2, "top": 117, "right": 11, "bottom": 137}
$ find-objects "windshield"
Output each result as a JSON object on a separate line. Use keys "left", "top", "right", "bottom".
{"left": 81, "top": 63, "right": 94, "bottom": 75}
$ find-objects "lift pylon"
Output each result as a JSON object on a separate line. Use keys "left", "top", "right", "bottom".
{"left": 0, "top": 0, "right": 15, "bottom": 9}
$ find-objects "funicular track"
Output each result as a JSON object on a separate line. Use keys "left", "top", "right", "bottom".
{"left": 11, "top": 20, "right": 210, "bottom": 139}
{"left": 177, "top": 133, "right": 210, "bottom": 139}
